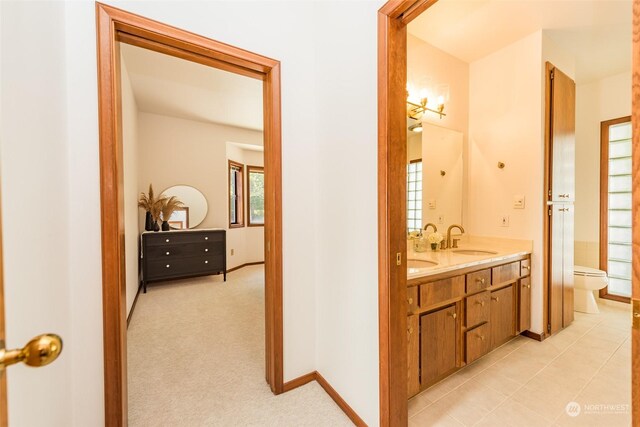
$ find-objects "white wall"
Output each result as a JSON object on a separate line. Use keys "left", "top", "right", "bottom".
{"left": 137, "top": 112, "right": 264, "bottom": 270}
{"left": 0, "top": 0, "right": 384, "bottom": 425}
{"left": 575, "top": 71, "right": 632, "bottom": 267}
{"left": 468, "top": 31, "right": 545, "bottom": 333}
{"left": 0, "top": 1, "right": 73, "bottom": 425}
{"left": 121, "top": 57, "right": 140, "bottom": 317}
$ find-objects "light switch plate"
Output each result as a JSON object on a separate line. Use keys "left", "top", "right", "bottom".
{"left": 514, "top": 195, "right": 525, "bottom": 209}
{"left": 500, "top": 215, "right": 509, "bottom": 227}
{"left": 428, "top": 199, "right": 437, "bottom": 209}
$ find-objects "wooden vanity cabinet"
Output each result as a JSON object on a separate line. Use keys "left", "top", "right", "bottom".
{"left": 420, "top": 304, "right": 459, "bottom": 385}
{"left": 407, "top": 254, "right": 531, "bottom": 398}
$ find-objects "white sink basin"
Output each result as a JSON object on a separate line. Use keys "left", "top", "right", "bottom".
{"left": 407, "top": 259, "right": 438, "bottom": 268}
{"left": 452, "top": 249, "right": 498, "bottom": 256}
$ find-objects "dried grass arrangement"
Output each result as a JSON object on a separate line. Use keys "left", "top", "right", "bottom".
{"left": 160, "top": 196, "right": 184, "bottom": 222}
{"left": 139, "top": 184, "right": 167, "bottom": 231}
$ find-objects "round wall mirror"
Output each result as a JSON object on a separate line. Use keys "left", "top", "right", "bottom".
{"left": 161, "top": 185, "right": 208, "bottom": 229}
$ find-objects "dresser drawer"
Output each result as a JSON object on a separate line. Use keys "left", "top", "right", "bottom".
{"left": 492, "top": 261, "right": 520, "bottom": 285}
{"left": 145, "top": 255, "right": 224, "bottom": 280}
{"left": 145, "top": 242, "right": 224, "bottom": 259}
{"left": 420, "top": 275, "right": 465, "bottom": 308}
{"left": 144, "top": 231, "right": 224, "bottom": 246}
{"left": 465, "top": 291, "right": 490, "bottom": 328}
{"left": 466, "top": 323, "right": 491, "bottom": 364}
{"left": 466, "top": 269, "right": 490, "bottom": 294}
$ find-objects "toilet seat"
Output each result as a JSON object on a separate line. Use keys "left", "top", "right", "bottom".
{"left": 574, "top": 265, "right": 606, "bottom": 278}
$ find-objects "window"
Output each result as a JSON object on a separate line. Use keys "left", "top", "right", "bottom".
{"left": 247, "top": 166, "right": 265, "bottom": 226}
{"left": 407, "top": 160, "right": 422, "bottom": 232}
{"left": 229, "top": 160, "right": 244, "bottom": 228}
{"left": 600, "top": 117, "right": 632, "bottom": 301}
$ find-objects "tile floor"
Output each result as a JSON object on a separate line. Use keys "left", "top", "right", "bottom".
{"left": 408, "top": 299, "right": 632, "bottom": 426}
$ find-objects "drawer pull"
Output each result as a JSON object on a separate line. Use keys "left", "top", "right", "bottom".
{"left": 522, "top": 265, "right": 531, "bottom": 271}
{"left": 476, "top": 278, "right": 486, "bottom": 284}
{"left": 448, "top": 312, "right": 457, "bottom": 319}
{"left": 165, "top": 239, "right": 170, "bottom": 243}
{"left": 166, "top": 264, "right": 170, "bottom": 268}
{"left": 205, "top": 249, "right": 209, "bottom": 252}
{"left": 408, "top": 327, "right": 413, "bottom": 335}
{"left": 491, "top": 296, "right": 499, "bottom": 302}
{"left": 205, "top": 237, "right": 209, "bottom": 240}
{"left": 166, "top": 252, "right": 170, "bottom": 256}
{"left": 205, "top": 260, "right": 209, "bottom": 264}
{"left": 408, "top": 297, "right": 414, "bottom": 305}
{"left": 475, "top": 300, "right": 485, "bottom": 307}
{"left": 477, "top": 334, "right": 485, "bottom": 341}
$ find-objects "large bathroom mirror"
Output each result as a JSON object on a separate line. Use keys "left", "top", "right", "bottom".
{"left": 161, "top": 185, "right": 208, "bottom": 229}
{"left": 407, "top": 122, "right": 463, "bottom": 232}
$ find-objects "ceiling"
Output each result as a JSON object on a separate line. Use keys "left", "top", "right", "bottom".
{"left": 120, "top": 43, "right": 264, "bottom": 132}
{"left": 408, "top": 0, "right": 632, "bottom": 84}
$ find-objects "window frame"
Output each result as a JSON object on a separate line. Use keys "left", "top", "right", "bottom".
{"left": 229, "top": 159, "right": 245, "bottom": 228}
{"left": 246, "top": 165, "right": 265, "bottom": 227}
{"left": 599, "top": 116, "right": 632, "bottom": 303}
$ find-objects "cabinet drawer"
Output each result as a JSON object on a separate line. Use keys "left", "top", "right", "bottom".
{"left": 146, "top": 255, "right": 224, "bottom": 280}
{"left": 145, "top": 242, "right": 224, "bottom": 259}
{"left": 407, "top": 286, "right": 418, "bottom": 314}
{"left": 466, "top": 269, "right": 490, "bottom": 294}
{"left": 466, "top": 291, "right": 490, "bottom": 327}
{"left": 466, "top": 323, "right": 491, "bottom": 364}
{"left": 420, "top": 275, "right": 465, "bottom": 307}
{"left": 520, "top": 258, "right": 531, "bottom": 277}
{"left": 492, "top": 262, "right": 520, "bottom": 285}
{"left": 144, "top": 231, "right": 224, "bottom": 246}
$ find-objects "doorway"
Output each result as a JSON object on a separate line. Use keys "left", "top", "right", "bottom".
{"left": 96, "top": 3, "right": 283, "bottom": 424}
{"left": 377, "top": 1, "right": 639, "bottom": 425}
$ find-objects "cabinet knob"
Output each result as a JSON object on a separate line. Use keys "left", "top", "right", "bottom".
{"left": 166, "top": 252, "right": 170, "bottom": 256}
{"left": 476, "top": 278, "right": 485, "bottom": 284}
{"left": 205, "top": 260, "right": 208, "bottom": 264}
{"left": 408, "top": 297, "right": 414, "bottom": 305}
{"left": 205, "top": 237, "right": 209, "bottom": 240}
{"left": 527, "top": 284, "right": 531, "bottom": 289}
{"left": 522, "top": 265, "right": 530, "bottom": 271}
{"left": 205, "top": 248, "right": 209, "bottom": 252}
{"left": 166, "top": 264, "right": 170, "bottom": 268}
{"left": 477, "top": 334, "right": 485, "bottom": 341}
{"left": 476, "top": 300, "right": 485, "bottom": 307}
{"left": 448, "top": 312, "right": 457, "bottom": 319}
{"left": 407, "top": 327, "right": 413, "bottom": 335}
{"left": 491, "top": 296, "right": 499, "bottom": 302}
{"left": 165, "top": 239, "right": 170, "bottom": 243}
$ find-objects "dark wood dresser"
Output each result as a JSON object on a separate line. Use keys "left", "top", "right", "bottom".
{"left": 140, "top": 229, "right": 226, "bottom": 292}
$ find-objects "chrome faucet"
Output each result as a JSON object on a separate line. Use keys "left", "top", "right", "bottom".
{"left": 423, "top": 223, "right": 437, "bottom": 233}
{"left": 446, "top": 224, "right": 465, "bottom": 249}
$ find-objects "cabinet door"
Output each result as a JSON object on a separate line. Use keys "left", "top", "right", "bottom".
{"left": 407, "top": 315, "right": 420, "bottom": 397}
{"left": 490, "top": 286, "right": 515, "bottom": 348}
{"left": 421, "top": 305, "right": 458, "bottom": 385}
{"left": 562, "top": 207, "right": 574, "bottom": 327}
{"left": 549, "top": 206, "right": 565, "bottom": 335}
{"left": 550, "top": 65, "right": 576, "bottom": 202}
{"left": 519, "top": 277, "right": 531, "bottom": 332}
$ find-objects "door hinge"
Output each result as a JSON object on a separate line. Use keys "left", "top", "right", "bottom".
{"left": 550, "top": 69, "right": 555, "bottom": 79}
{"left": 548, "top": 207, "right": 552, "bottom": 216}
{"left": 547, "top": 324, "right": 551, "bottom": 333}
{"left": 633, "top": 300, "right": 640, "bottom": 330}
{"left": 396, "top": 252, "right": 402, "bottom": 266}
{"left": 548, "top": 189, "right": 552, "bottom": 197}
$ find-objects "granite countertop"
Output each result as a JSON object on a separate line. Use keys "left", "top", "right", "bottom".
{"left": 407, "top": 235, "right": 532, "bottom": 280}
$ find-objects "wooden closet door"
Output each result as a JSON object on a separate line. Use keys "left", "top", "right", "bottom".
{"left": 549, "top": 206, "right": 565, "bottom": 335}
{"left": 550, "top": 65, "right": 576, "bottom": 202}
{"left": 563, "top": 207, "right": 575, "bottom": 327}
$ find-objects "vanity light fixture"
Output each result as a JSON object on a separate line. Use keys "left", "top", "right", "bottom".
{"left": 406, "top": 90, "right": 446, "bottom": 120}
{"left": 409, "top": 122, "right": 423, "bottom": 133}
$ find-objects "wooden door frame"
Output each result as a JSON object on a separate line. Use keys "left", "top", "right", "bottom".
{"left": 377, "top": 1, "right": 436, "bottom": 426}
{"left": 96, "top": 3, "right": 283, "bottom": 425}
{"left": 600, "top": 116, "right": 632, "bottom": 303}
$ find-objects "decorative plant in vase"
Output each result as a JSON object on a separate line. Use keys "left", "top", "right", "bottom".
{"left": 138, "top": 184, "right": 158, "bottom": 231}
{"left": 427, "top": 232, "right": 444, "bottom": 251}
{"left": 159, "top": 196, "right": 184, "bottom": 231}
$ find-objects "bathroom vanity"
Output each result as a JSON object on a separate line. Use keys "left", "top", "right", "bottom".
{"left": 406, "top": 242, "right": 532, "bottom": 398}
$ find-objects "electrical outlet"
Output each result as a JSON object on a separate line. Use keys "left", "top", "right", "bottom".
{"left": 428, "top": 199, "right": 437, "bottom": 209}
{"left": 231, "top": 249, "right": 235, "bottom": 256}
{"left": 438, "top": 214, "right": 445, "bottom": 225}
{"left": 513, "top": 195, "right": 525, "bottom": 209}
{"left": 500, "top": 215, "right": 510, "bottom": 227}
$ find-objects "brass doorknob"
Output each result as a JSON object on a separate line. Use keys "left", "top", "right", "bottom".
{"left": 0, "top": 334, "right": 63, "bottom": 370}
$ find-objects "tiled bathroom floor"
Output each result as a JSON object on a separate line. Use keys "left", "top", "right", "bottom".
{"left": 408, "top": 299, "right": 632, "bottom": 426}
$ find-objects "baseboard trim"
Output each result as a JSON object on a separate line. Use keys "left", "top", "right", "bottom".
{"left": 226, "top": 261, "right": 265, "bottom": 274}
{"left": 127, "top": 284, "right": 141, "bottom": 328}
{"left": 315, "top": 372, "right": 367, "bottom": 427}
{"left": 521, "top": 330, "right": 545, "bottom": 341}
{"left": 282, "top": 371, "right": 366, "bottom": 426}
{"left": 283, "top": 371, "right": 316, "bottom": 392}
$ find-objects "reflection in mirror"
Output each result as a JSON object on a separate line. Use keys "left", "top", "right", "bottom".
{"left": 161, "top": 185, "right": 208, "bottom": 228}
{"left": 407, "top": 122, "right": 463, "bottom": 232}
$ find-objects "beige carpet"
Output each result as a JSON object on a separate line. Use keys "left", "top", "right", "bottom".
{"left": 127, "top": 265, "right": 352, "bottom": 426}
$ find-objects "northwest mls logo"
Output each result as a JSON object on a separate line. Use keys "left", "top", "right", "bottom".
{"left": 565, "top": 401, "right": 581, "bottom": 417}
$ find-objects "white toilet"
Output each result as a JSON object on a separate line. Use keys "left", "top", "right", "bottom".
{"left": 573, "top": 265, "right": 608, "bottom": 314}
